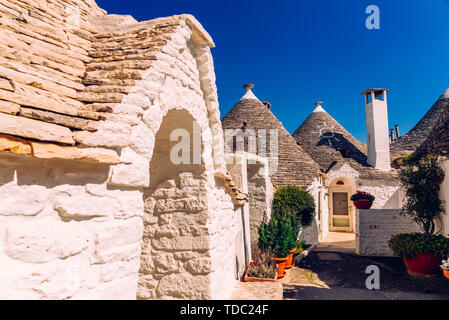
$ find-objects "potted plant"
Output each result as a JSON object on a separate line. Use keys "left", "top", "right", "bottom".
{"left": 388, "top": 153, "right": 448, "bottom": 277}
{"left": 244, "top": 249, "right": 277, "bottom": 282}
{"left": 258, "top": 215, "right": 295, "bottom": 279}
{"left": 441, "top": 259, "right": 449, "bottom": 280}
{"left": 350, "top": 191, "right": 375, "bottom": 209}
{"left": 271, "top": 186, "right": 316, "bottom": 269}
{"left": 389, "top": 233, "right": 447, "bottom": 277}
{"left": 285, "top": 218, "right": 299, "bottom": 269}
{"left": 271, "top": 218, "right": 294, "bottom": 279}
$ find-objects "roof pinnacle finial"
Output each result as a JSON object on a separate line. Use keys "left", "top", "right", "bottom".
{"left": 244, "top": 84, "right": 255, "bottom": 91}
{"left": 312, "top": 101, "right": 326, "bottom": 113}
{"left": 240, "top": 83, "right": 259, "bottom": 101}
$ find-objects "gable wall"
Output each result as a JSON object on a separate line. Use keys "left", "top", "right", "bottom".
{"left": 0, "top": 1, "right": 243, "bottom": 300}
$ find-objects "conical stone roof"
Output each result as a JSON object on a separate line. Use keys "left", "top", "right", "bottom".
{"left": 292, "top": 104, "right": 368, "bottom": 171}
{"left": 292, "top": 104, "right": 397, "bottom": 181}
{"left": 221, "top": 86, "right": 321, "bottom": 188}
{"left": 416, "top": 98, "right": 449, "bottom": 156}
{"left": 391, "top": 89, "right": 449, "bottom": 153}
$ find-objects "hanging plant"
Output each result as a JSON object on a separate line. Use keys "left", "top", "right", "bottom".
{"left": 350, "top": 191, "right": 375, "bottom": 202}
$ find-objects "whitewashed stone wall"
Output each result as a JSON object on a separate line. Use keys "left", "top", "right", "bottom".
{"left": 245, "top": 155, "right": 273, "bottom": 256}
{"left": 0, "top": 9, "right": 244, "bottom": 300}
{"left": 300, "top": 179, "right": 321, "bottom": 245}
{"left": 326, "top": 163, "right": 400, "bottom": 209}
{"left": 325, "top": 162, "right": 360, "bottom": 184}
{"left": 0, "top": 155, "right": 144, "bottom": 299}
{"left": 439, "top": 159, "right": 449, "bottom": 237}
{"left": 323, "top": 161, "right": 401, "bottom": 239}
{"left": 207, "top": 180, "right": 246, "bottom": 299}
{"left": 316, "top": 185, "right": 329, "bottom": 241}
{"left": 357, "top": 181, "right": 401, "bottom": 209}
{"left": 355, "top": 209, "right": 420, "bottom": 256}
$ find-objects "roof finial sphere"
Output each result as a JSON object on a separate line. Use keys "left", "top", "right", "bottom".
{"left": 244, "top": 84, "right": 255, "bottom": 90}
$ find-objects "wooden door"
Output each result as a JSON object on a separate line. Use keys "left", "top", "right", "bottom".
{"left": 331, "top": 192, "right": 352, "bottom": 231}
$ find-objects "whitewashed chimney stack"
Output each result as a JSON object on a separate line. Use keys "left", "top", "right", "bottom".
{"left": 361, "top": 88, "right": 391, "bottom": 171}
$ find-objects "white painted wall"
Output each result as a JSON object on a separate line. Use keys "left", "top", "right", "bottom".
{"left": 439, "top": 159, "right": 449, "bottom": 237}
{"left": 0, "top": 11, "right": 245, "bottom": 300}
{"left": 300, "top": 179, "right": 321, "bottom": 245}
{"left": 357, "top": 181, "right": 401, "bottom": 209}
{"left": 356, "top": 209, "right": 420, "bottom": 256}
{"left": 364, "top": 90, "right": 391, "bottom": 171}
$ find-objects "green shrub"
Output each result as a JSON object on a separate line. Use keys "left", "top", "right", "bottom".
{"left": 258, "top": 218, "right": 275, "bottom": 252}
{"left": 388, "top": 233, "right": 448, "bottom": 259}
{"left": 398, "top": 153, "right": 445, "bottom": 236}
{"left": 272, "top": 186, "right": 316, "bottom": 228}
{"left": 257, "top": 216, "right": 296, "bottom": 258}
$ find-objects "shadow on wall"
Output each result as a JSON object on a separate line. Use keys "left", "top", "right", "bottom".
{"left": 381, "top": 188, "right": 402, "bottom": 209}
{"left": 317, "top": 132, "right": 368, "bottom": 166}
{"left": 247, "top": 162, "right": 268, "bottom": 256}
{"left": 0, "top": 153, "right": 110, "bottom": 188}
{"left": 285, "top": 251, "right": 449, "bottom": 300}
{"left": 138, "top": 108, "right": 214, "bottom": 300}
{"left": 300, "top": 218, "right": 319, "bottom": 246}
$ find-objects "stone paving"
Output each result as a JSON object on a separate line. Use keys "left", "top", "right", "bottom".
{"left": 231, "top": 281, "right": 283, "bottom": 300}
{"left": 282, "top": 251, "right": 449, "bottom": 300}
{"left": 316, "top": 232, "right": 356, "bottom": 253}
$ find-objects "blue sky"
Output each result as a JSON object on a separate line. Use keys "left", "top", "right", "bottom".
{"left": 96, "top": 0, "right": 449, "bottom": 142}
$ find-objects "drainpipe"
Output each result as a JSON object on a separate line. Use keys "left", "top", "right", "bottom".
{"left": 240, "top": 206, "right": 249, "bottom": 267}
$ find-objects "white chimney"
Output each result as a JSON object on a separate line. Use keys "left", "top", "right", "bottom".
{"left": 361, "top": 88, "right": 391, "bottom": 171}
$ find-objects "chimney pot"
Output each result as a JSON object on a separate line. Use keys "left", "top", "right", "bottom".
{"left": 363, "top": 88, "right": 391, "bottom": 171}
{"left": 394, "top": 125, "right": 400, "bottom": 139}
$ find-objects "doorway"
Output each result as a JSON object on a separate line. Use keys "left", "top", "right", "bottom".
{"left": 331, "top": 192, "right": 351, "bottom": 231}
{"left": 328, "top": 178, "right": 355, "bottom": 232}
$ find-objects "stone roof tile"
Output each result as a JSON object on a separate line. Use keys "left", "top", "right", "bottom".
{"left": 293, "top": 105, "right": 397, "bottom": 181}
{"left": 221, "top": 90, "right": 321, "bottom": 188}
{"left": 0, "top": 0, "right": 209, "bottom": 164}
{"left": 390, "top": 90, "right": 449, "bottom": 153}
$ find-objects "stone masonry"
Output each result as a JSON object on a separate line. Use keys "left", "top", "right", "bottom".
{"left": 0, "top": 0, "right": 251, "bottom": 300}
{"left": 355, "top": 209, "right": 420, "bottom": 256}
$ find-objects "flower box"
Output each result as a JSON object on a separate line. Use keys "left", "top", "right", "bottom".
{"left": 243, "top": 269, "right": 278, "bottom": 282}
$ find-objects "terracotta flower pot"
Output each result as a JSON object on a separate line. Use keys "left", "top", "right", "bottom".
{"left": 285, "top": 249, "right": 296, "bottom": 269}
{"left": 273, "top": 257, "right": 288, "bottom": 279}
{"left": 353, "top": 199, "right": 373, "bottom": 210}
{"left": 403, "top": 253, "right": 441, "bottom": 277}
{"left": 243, "top": 269, "right": 278, "bottom": 282}
{"left": 443, "top": 269, "right": 449, "bottom": 280}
